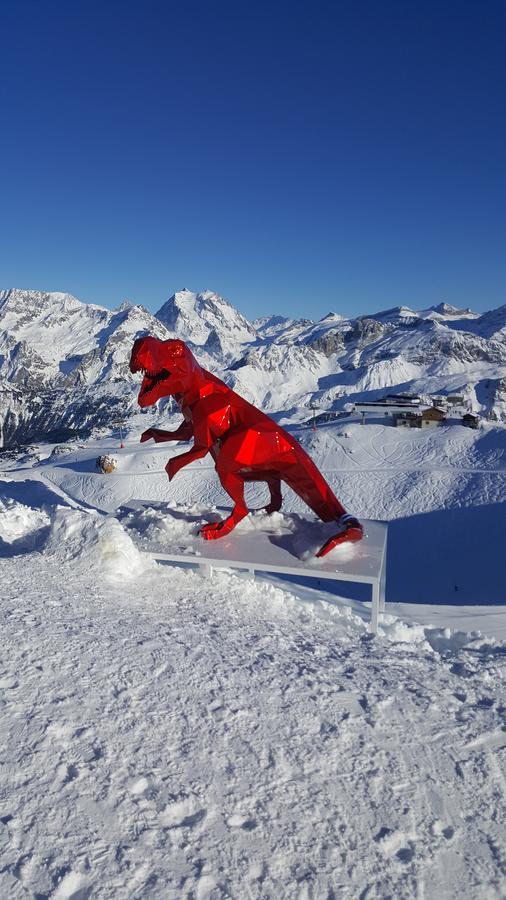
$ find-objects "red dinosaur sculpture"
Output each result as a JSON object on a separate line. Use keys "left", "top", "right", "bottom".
{"left": 129, "top": 336, "right": 363, "bottom": 556}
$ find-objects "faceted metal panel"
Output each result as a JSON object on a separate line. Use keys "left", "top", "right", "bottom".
{"left": 130, "top": 337, "right": 363, "bottom": 556}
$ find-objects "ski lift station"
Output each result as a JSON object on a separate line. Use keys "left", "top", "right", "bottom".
{"left": 353, "top": 394, "right": 422, "bottom": 419}
{"left": 353, "top": 393, "right": 475, "bottom": 428}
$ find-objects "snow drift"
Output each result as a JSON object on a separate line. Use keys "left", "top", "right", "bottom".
{"left": 44, "top": 507, "right": 153, "bottom": 581}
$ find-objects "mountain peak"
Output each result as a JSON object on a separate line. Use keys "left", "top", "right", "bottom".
{"left": 155, "top": 289, "right": 256, "bottom": 345}
{"left": 430, "top": 302, "right": 476, "bottom": 317}
{"left": 432, "top": 302, "right": 460, "bottom": 314}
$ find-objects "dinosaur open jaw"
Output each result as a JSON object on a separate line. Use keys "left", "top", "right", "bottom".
{"left": 138, "top": 367, "right": 171, "bottom": 404}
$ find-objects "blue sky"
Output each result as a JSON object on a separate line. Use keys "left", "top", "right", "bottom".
{"left": 1, "top": 0, "right": 504, "bottom": 320}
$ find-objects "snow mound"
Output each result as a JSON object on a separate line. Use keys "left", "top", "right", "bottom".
{"left": 122, "top": 502, "right": 211, "bottom": 545}
{"left": 122, "top": 504, "right": 299, "bottom": 548}
{"left": 235, "top": 510, "right": 294, "bottom": 535}
{"left": 299, "top": 537, "right": 358, "bottom": 563}
{"left": 379, "top": 615, "right": 432, "bottom": 646}
{"left": 45, "top": 507, "right": 153, "bottom": 581}
{"left": 0, "top": 496, "right": 50, "bottom": 544}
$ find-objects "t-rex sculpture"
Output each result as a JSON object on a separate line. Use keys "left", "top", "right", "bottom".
{"left": 129, "top": 336, "right": 363, "bottom": 557}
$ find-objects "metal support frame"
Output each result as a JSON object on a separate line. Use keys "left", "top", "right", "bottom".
{"left": 123, "top": 502, "right": 388, "bottom": 635}
{"left": 146, "top": 521, "right": 388, "bottom": 634}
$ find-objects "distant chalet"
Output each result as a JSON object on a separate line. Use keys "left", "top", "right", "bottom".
{"left": 393, "top": 406, "right": 446, "bottom": 429}
{"left": 420, "top": 406, "right": 446, "bottom": 426}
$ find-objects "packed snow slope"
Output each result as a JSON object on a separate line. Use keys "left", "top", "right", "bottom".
{"left": 1, "top": 525, "right": 505, "bottom": 899}
{"left": 1, "top": 354, "right": 506, "bottom": 895}
{"left": 2, "top": 287, "right": 506, "bottom": 446}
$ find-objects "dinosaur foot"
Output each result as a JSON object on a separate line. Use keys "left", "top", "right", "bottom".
{"left": 200, "top": 520, "right": 236, "bottom": 541}
{"left": 316, "top": 516, "right": 364, "bottom": 558}
{"left": 263, "top": 502, "right": 282, "bottom": 515}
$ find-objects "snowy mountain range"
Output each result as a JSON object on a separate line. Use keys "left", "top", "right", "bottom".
{"left": 1, "top": 287, "right": 506, "bottom": 446}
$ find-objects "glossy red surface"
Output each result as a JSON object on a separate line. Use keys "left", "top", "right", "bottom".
{"left": 130, "top": 337, "right": 362, "bottom": 555}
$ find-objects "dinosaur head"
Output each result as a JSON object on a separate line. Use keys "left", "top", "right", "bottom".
{"left": 129, "top": 336, "right": 203, "bottom": 407}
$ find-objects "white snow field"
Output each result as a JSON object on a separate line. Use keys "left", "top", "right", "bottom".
{"left": 1, "top": 418, "right": 505, "bottom": 898}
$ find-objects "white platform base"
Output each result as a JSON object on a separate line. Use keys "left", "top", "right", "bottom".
{"left": 122, "top": 503, "right": 388, "bottom": 633}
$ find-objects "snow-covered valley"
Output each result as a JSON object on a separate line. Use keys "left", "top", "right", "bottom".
{"left": 1, "top": 412, "right": 505, "bottom": 898}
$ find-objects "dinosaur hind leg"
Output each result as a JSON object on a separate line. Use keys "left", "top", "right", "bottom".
{"left": 264, "top": 477, "right": 282, "bottom": 514}
{"left": 281, "top": 457, "right": 346, "bottom": 522}
{"left": 201, "top": 471, "right": 248, "bottom": 541}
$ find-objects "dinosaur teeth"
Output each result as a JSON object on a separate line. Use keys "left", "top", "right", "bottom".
{"left": 138, "top": 367, "right": 171, "bottom": 400}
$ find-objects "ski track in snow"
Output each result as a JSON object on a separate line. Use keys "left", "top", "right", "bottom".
{"left": 1, "top": 556, "right": 505, "bottom": 899}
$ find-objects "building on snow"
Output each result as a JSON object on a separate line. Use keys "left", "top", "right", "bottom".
{"left": 420, "top": 406, "right": 446, "bottom": 427}
{"left": 353, "top": 398, "right": 422, "bottom": 419}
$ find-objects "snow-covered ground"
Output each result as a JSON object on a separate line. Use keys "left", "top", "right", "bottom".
{"left": 1, "top": 418, "right": 505, "bottom": 897}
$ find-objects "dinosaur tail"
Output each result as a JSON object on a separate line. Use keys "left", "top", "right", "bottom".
{"left": 281, "top": 449, "right": 363, "bottom": 557}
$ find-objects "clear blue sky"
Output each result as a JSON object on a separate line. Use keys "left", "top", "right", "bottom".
{"left": 1, "top": 0, "right": 504, "bottom": 320}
